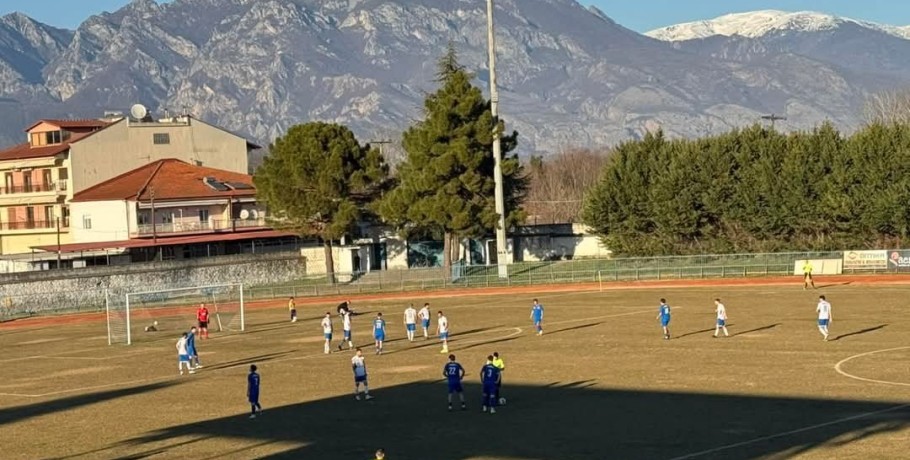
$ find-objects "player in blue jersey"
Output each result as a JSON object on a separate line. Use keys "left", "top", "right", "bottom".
{"left": 657, "top": 298, "right": 671, "bottom": 340}
{"left": 186, "top": 326, "right": 202, "bottom": 369}
{"left": 443, "top": 354, "right": 467, "bottom": 411}
{"left": 352, "top": 348, "right": 373, "bottom": 400}
{"left": 373, "top": 313, "right": 387, "bottom": 355}
{"left": 480, "top": 355, "right": 501, "bottom": 414}
{"left": 247, "top": 364, "right": 262, "bottom": 419}
{"left": 530, "top": 298, "right": 544, "bottom": 335}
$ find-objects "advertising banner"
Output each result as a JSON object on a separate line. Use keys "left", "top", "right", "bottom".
{"left": 887, "top": 250, "right": 910, "bottom": 272}
{"left": 842, "top": 250, "right": 888, "bottom": 270}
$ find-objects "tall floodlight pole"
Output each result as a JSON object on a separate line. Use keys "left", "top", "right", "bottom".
{"left": 487, "top": 0, "right": 509, "bottom": 279}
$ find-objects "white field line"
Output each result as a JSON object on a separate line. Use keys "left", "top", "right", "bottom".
{"left": 668, "top": 403, "right": 910, "bottom": 460}
{"left": 834, "top": 346, "right": 910, "bottom": 388}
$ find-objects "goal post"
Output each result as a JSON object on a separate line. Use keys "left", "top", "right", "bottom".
{"left": 106, "top": 283, "right": 245, "bottom": 345}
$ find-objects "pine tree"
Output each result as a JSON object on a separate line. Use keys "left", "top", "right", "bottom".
{"left": 254, "top": 122, "right": 389, "bottom": 282}
{"left": 379, "top": 45, "right": 526, "bottom": 268}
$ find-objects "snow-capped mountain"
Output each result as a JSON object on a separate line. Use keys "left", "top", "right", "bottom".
{"left": 0, "top": 2, "right": 909, "bottom": 154}
{"left": 647, "top": 10, "right": 910, "bottom": 41}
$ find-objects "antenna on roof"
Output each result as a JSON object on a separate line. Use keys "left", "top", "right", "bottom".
{"left": 130, "top": 104, "right": 148, "bottom": 121}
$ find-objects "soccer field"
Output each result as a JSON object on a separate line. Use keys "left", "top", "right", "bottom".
{"left": 1, "top": 281, "right": 909, "bottom": 459}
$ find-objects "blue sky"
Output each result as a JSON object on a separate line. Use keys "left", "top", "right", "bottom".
{"left": 1, "top": 0, "right": 910, "bottom": 32}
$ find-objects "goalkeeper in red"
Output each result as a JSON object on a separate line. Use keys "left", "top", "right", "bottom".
{"left": 196, "top": 303, "right": 210, "bottom": 339}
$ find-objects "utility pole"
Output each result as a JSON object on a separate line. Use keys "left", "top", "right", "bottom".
{"left": 56, "top": 216, "right": 61, "bottom": 269}
{"left": 369, "top": 139, "right": 392, "bottom": 158}
{"left": 761, "top": 114, "right": 787, "bottom": 130}
{"left": 487, "top": 0, "right": 508, "bottom": 279}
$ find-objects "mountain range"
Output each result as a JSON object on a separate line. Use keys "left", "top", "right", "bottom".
{"left": 1, "top": 1, "right": 910, "bottom": 158}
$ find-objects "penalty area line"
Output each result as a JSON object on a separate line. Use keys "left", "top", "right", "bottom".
{"left": 667, "top": 403, "right": 910, "bottom": 460}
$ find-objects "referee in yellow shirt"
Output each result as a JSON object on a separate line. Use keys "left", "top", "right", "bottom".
{"left": 492, "top": 352, "right": 505, "bottom": 402}
{"left": 288, "top": 297, "right": 297, "bottom": 322}
{"left": 802, "top": 260, "right": 815, "bottom": 290}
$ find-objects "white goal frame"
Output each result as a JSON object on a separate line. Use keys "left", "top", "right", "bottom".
{"left": 106, "top": 283, "right": 245, "bottom": 345}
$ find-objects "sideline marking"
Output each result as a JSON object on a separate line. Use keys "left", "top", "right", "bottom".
{"left": 834, "top": 346, "right": 910, "bottom": 388}
{"left": 668, "top": 403, "right": 910, "bottom": 460}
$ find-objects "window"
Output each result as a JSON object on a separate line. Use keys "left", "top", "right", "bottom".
{"left": 153, "top": 133, "right": 170, "bottom": 145}
{"left": 26, "top": 207, "right": 35, "bottom": 223}
{"left": 198, "top": 209, "right": 209, "bottom": 222}
{"left": 83, "top": 214, "right": 92, "bottom": 230}
{"left": 45, "top": 131, "right": 62, "bottom": 145}
{"left": 4, "top": 173, "right": 12, "bottom": 193}
{"left": 23, "top": 172, "right": 32, "bottom": 192}
{"left": 42, "top": 169, "right": 52, "bottom": 188}
{"left": 58, "top": 168, "right": 68, "bottom": 180}
{"left": 61, "top": 206, "right": 70, "bottom": 227}
{"left": 137, "top": 212, "right": 149, "bottom": 225}
{"left": 162, "top": 213, "right": 173, "bottom": 224}
{"left": 43, "top": 206, "right": 53, "bottom": 224}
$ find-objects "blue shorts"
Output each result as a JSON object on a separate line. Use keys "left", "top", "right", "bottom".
{"left": 660, "top": 317, "right": 671, "bottom": 327}
{"left": 187, "top": 348, "right": 197, "bottom": 357}
{"left": 422, "top": 319, "right": 430, "bottom": 328}
{"left": 716, "top": 319, "right": 725, "bottom": 327}
{"left": 248, "top": 393, "right": 259, "bottom": 404}
{"left": 406, "top": 323, "right": 416, "bottom": 331}
{"left": 447, "top": 381, "right": 463, "bottom": 393}
{"left": 324, "top": 333, "right": 333, "bottom": 340}
{"left": 354, "top": 374, "right": 367, "bottom": 383}
{"left": 374, "top": 332, "right": 385, "bottom": 341}
{"left": 818, "top": 319, "right": 829, "bottom": 327}
{"left": 178, "top": 354, "right": 190, "bottom": 362}
{"left": 483, "top": 383, "right": 498, "bottom": 396}
{"left": 533, "top": 318, "right": 542, "bottom": 326}
{"left": 439, "top": 332, "right": 449, "bottom": 340}
{"left": 343, "top": 330, "right": 351, "bottom": 340}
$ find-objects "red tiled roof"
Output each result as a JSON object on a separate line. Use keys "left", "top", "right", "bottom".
{"left": 0, "top": 130, "right": 100, "bottom": 161}
{"left": 31, "top": 229, "right": 296, "bottom": 253}
{"left": 24, "top": 119, "right": 110, "bottom": 132}
{"left": 72, "top": 159, "right": 257, "bottom": 202}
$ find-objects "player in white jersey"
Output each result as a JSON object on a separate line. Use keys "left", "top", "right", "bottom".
{"left": 816, "top": 295, "right": 832, "bottom": 341}
{"left": 404, "top": 304, "right": 418, "bottom": 342}
{"left": 176, "top": 333, "right": 194, "bottom": 375}
{"left": 418, "top": 303, "right": 431, "bottom": 339}
{"left": 351, "top": 348, "right": 373, "bottom": 400}
{"left": 436, "top": 311, "right": 450, "bottom": 353}
{"left": 321, "top": 312, "right": 333, "bottom": 354}
{"left": 338, "top": 309, "right": 353, "bottom": 351}
{"left": 713, "top": 299, "right": 729, "bottom": 338}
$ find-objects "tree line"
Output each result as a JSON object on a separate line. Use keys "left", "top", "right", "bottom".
{"left": 254, "top": 47, "right": 526, "bottom": 281}
{"left": 582, "top": 122, "right": 910, "bottom": 256}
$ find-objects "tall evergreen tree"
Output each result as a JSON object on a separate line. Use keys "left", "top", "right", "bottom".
{"left": 379, "top": 46, "right": 526, "bottom": 267}
{"left": 254, "top": 122, "right": 389, "bottom": 282}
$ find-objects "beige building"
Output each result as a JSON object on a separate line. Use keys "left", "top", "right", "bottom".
{"left": 0, "top": 113, "right": 258, "bottom": 260}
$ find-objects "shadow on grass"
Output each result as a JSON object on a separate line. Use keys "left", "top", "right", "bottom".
{"left": 0, "top": 381, "right": 177, "bottom": 427}
{"left": 734, "top": 323, "right": 781, "bottom": 337}
{"left": 832, "top": 324, "right": 887, "bottom": 342}
{"left": 677, "top": 326, "right": 730, "bottom": 339}
{"left": 90, "top": 381, "right": 909, "bottom": 460}
{"left": 547, "top": 322, "right": 605, "bottom": 336}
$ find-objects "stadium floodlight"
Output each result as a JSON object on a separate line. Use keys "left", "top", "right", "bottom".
{"left": 487, "top": 0, "right": 509, "bottom": 278}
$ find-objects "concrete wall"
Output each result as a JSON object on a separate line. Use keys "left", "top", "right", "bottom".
{"left": 71, "top": 200, "right": 131, "bottom": 242}
{"left": 0, "top": 231, "right": 71, "bottom": 255}
{"left": 68, "top": 118, "right": 250, "bottom": 193}
{"left": 0, "top": 252, "right": 306, "bottom": 317}
{"left": 301, "top": 245, "right": 355, "bottom": 275}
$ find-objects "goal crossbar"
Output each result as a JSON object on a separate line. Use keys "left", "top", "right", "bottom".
{"left": 107, "top": 283, "right": 245, "bottom": 345}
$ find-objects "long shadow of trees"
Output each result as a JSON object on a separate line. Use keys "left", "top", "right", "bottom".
{"left": 75, "top": 381, "right": 910, "bottom": 459}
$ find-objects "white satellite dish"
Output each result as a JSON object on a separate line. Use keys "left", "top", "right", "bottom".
{"left": 239, "top": 209, "right": 250, "bottom": 220}
{"left": 129, "top": 103, "right": 148, "bottom": 120}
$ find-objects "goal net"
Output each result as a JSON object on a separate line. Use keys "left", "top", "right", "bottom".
{"left": 106, "top": 283, "right": 245, "bottom": 345}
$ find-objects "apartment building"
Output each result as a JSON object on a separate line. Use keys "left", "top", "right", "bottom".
{"left": 0, "top": 113, "right": 258, "bottom": 260}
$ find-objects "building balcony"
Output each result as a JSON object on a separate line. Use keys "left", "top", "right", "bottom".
{"left": 132, "top": 217, "right": 268, "bottom": 237}
{"left": 0, "top": 219, "right": 69, "bottom": 233}
{"left": 0, "top": 180, "right": 69, "bottom": 203}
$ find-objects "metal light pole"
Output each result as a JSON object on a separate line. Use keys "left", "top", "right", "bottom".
{"left": 487, "top": 0, "right": 509, "bottom": 278}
